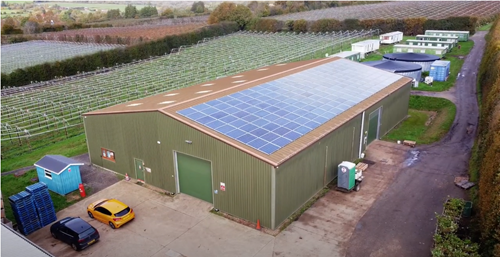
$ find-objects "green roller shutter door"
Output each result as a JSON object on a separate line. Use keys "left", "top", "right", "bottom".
{"left": 177, "top": 153, "right": 213, "bottom": 203}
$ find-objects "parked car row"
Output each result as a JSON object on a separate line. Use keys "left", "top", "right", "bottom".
{"left": 50, "top": 198, "right": 135, "bottom": 251}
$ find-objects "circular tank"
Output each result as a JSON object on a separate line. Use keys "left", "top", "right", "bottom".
{"left": 363, "top": 59, "right": 422, "bottom": 87}
{"left": 383, "top": 53, "right": 440, "bottom": 72}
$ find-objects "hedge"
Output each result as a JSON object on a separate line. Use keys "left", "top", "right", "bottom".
{"left": 247, "top": 16, "right": 481, "bottom": 35}
{"left": 472, "top": 16, "right": 500, "bottom": 257}
{"left": 1, "top": 22, "right": 239, "bottom": 87}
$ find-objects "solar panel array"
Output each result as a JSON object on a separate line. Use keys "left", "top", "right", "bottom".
{"left": 178, "top": 59, "right": 403, "bottom": 155}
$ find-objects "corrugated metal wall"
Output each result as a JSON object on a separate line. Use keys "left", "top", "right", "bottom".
{"left": 84, "top": 112, "right": 163, "bottom": 188}
{"left": 274, "top": 115, "right": 362, "bottom": 228}
{"left": 362, "top": 81, "right": 412, "bottom": 150}
{"left": 84, "top": 112, "right": 274, "bottom": 228}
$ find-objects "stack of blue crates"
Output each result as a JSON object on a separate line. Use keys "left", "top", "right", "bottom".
{"left": 8, "top": 191, "right": 41, "bottom": 235}
{"left": 429, "top": 60, "right": 451, "bottom": 82}
{"left": 26, "top": 182, "right": 57, "bottom": 227}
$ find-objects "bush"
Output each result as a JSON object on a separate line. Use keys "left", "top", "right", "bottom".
{"left": 473, "top": 15, "right": 500, "bottom": 257}
{"left": 432, "top": 198, "right": 480, "bottom": 257}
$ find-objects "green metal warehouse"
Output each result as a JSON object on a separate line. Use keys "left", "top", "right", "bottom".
{"left": 83, "top": 57, "right": 412, "bottom": 230}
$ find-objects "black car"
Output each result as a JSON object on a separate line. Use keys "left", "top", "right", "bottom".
{"left": 50, "top": 217, "right": 100, "bottom": 251}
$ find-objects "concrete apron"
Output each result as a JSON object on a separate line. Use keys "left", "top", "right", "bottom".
{"left": 28, "top": 140, "right": 407, "bottom": 257}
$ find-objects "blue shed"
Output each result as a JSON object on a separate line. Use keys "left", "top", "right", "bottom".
{"left": 34, "top": 155, "right": 84, "bottom": 195}
{"left": 429, "top": 60, "right": 451, "bottom": 81}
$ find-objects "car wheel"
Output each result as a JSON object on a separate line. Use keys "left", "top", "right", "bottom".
{"left": 109, "top": 222, "right": 116, "bottom": 229}
{"left": 355, "top": 184, "right": 361, "bottom": 192}
{"left": 51, "top": 231, "right": 57, "bottom": 239}
{"left": 71, "top": 243, "right": 79, "bottom": 251}
{"left": 88, "top": 211, "right": 94, "bottom": 219}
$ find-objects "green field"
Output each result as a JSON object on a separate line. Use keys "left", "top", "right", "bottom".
{"left": 36, "top": 2, "right": 150, "bottom": 12}
{"left": 383, "top": 95, "right": 456, "bottom": 144}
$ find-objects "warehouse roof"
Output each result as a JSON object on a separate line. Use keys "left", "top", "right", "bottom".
{"left": 363, "top": 60, "right": 422, "bottom": 72}
{"left": 384, "top": 53, "right": 441, "bottom": 62}
{"left": 85, "top": 57, "right": 411, "bottom": 166}
{"left": 2, "top": 224, "right": 54, "bottom": 257}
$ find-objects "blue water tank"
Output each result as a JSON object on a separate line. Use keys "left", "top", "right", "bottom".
{"left": 429, "top": 60, "right": 450, "bottom": 81}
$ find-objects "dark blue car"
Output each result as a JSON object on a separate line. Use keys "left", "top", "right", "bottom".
{"left": 50, "top": 217, "right": 100, "bottom": 251}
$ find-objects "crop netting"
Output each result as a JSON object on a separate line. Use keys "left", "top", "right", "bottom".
{"left": 1, "top": 30, "right": 378, "bottom": 158}
{"left": 1, "top": 40, "right": 125, "bottom": 74}
{"left": 269, "top": 1, "right": 500, "bottom": 21}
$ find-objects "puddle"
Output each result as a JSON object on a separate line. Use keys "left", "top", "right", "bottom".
{"left": 404, "top": 150, "right": 420, "bottom": 167}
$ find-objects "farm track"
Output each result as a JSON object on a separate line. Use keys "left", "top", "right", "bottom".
{"left": 345, "top": 31, "right": 485, "bottom": 257}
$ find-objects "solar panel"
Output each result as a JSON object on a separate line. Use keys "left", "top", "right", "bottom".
{"left": 177, "top": 59, "right": 402, "bottom": 155}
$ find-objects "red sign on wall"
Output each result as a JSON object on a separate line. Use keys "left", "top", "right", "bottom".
{"left": 220, "top": 182, "right": 226, "bottom": 192}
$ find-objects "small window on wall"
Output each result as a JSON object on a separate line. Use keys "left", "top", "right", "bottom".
{"left": 101, "top": 148, "right": 115, "bottom": 162}
{"left": 45, "top": 169, "right": 52, "bottom": 179}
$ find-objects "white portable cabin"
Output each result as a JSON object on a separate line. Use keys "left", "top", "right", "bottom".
{"left": 393, "top": 44, "right": 448, "bottom": 57}
{"left": 330, "top": 51, "right": 361, "bottom": 62}
{"left": 351, "top": 40, "right": 380, "bottom": 59}
{"left": 380, "top": 31, "right": 403, "bottom": 44}
{"left": 415, "top": 35, "right": 459, "bottom": 46}
{"left": 424, "top": 30, "right": 469, "bottom": 42}
{"left": 406, "top": 40, "right": 454, "bottom": 51}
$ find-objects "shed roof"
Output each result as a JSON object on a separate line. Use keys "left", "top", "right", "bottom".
{"left": 416, "top": 34, "right": 459, "bottom": 39}
{"left": 84, "top": 57, "right": 411, "bottom": 166}
{"left": 406, "top": 39, "right": 454, "bottom": 44}
{"left": 383, "top": 53, "right": 441, "bottom": 62}
{"left": 431, "top": 60, "right": 451, "bottom": 66}
{"left": 380, "top": 31, "right": 403, "bottom": 36}
{"left": 34, "top": 155, "right": 84, "bottom": 175}
{"left": 393, "top": 44, "right": 447, "bottom": 50}
{"left": 425, "top": 30, "right": 469, "bottom": 34}
{"left": 363, "top": 60, "right": 422, "bottom": 72}
{"left": 352, "top": 39, "right": 379, "bottom": 46}
{"left": 330, "top": 51, "right": 359, "bottom": 58}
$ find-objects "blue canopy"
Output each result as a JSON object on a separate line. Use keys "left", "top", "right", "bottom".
{"left": 363, "top": 60, "right": 422, "bottom": 72}
{"left": 383, "top": 53, "right": 440, "bottom": 62}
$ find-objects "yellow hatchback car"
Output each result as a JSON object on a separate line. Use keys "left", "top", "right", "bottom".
{"left": 87, "top": 199, "right": 135, "bottom": 229}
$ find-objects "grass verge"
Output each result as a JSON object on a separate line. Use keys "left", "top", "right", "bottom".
{"left": 1, "top": 170, "right": 89, "bottom": 224}
{"left": 477, "top": 23, "right": 492, "bottom": 31}
{"left": 415, "top": 40, "right": 474, "bottom": 92}
{"left": 383, "top": 95, "right": 456, "bottom": 144}
{"left": 1, "top": 134, "right": 88, "bottom": 173}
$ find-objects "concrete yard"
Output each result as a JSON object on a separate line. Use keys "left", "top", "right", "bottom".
{"left": 27, "top": 140, "right": 409, "bottom": 257}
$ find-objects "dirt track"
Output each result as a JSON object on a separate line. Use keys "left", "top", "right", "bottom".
{"left": 346, "top": 31, "right": 485, "bottom": 257}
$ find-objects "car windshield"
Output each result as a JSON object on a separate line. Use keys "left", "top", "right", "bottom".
{"left": 114, "top": 207, "right": 130, "bottom": 217}
{"left": 79, "top": 228, "right": 96, "bottom": 239}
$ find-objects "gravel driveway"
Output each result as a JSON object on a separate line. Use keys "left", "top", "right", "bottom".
{"left": 70, "top": 154, "right": 120, "bottom": 194}
{"left": 346, "top": 31, "right": 486, "bottom": 257}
